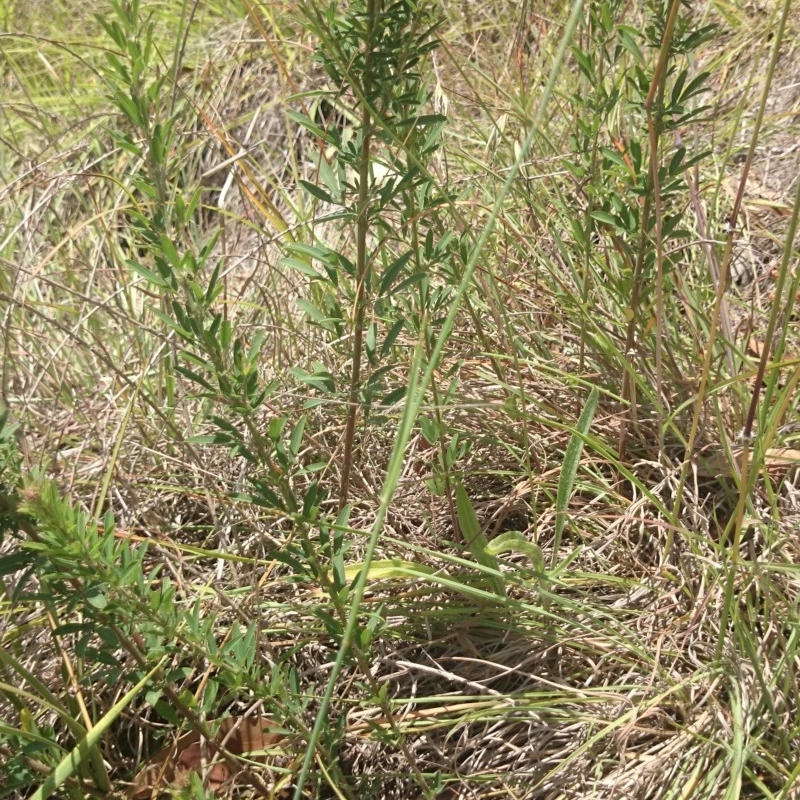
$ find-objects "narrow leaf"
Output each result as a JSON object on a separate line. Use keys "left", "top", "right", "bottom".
{"left": 298, "top": 180, "right": 335, "bottom": 204}
{"left": 379, "top": 250, "right": 413, "bottom": 296}
{"left": 455, "top": 484, "right": 505, "bottom": 598}
{"left": 553, "top": 386, "right": 599, "bottom": 568}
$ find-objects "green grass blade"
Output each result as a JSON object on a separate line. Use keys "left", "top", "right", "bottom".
{"left": 553, "top": 385, "right": 599, "bottom": 568}
{"left": 455, "top": 483, "right": 506, "bottom": 598}
{"left": 30, "top": 661, "right": 162, "bottom": 800}
{"left": 292, "top": 4, "right": 588, "bottom": 796}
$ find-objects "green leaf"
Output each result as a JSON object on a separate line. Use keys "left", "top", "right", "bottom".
{"left": 379, "top": 385, "right": 406, "bottom": 407}
{"left": 455, "top": 484, "right": 505, "bottom": 598}
{"left": 667, "top": 146, "right": 687, "bottom": 176}
{"left": 187, "top": 434, "right": 218, "bottom": 445}
{"left": 280, "top": 257, "right": 325, "bottom": 280}
{"left": 290, "top": 415, "right": 307, "bottom": 457}
{"left": 285, "top": 242, "right": 332, "bottom": 260}
{"left": 302, "top": 481, "right": 321, "bottom": 519}
{"left": 0, "top": 551, "right": 34, "bottom": 575}
{"left": 318, "top": 157, "right": 342, "bottom": 202}
{"left": 286, "top": 108, "right": 328, "bottom": 140}
{"left": 290, "top": 366, "right": 335, "bottom": 394}
{"left": 269, "top": 415, "right": 287, "bottom": 441}
{"left": 617, "top": 25, "right": 644, "bottom": 63}
{"left": 85, "top": 587, "right": 108, "bottom": 610}
{"left": 111, "top": 90, "right": 143, "bottom": 127}
{"left": 295, "top": 299, "right": 330, "bottom": 326}
{"left": 381, "top": 318, "right": 405, "bottom": 358}
{"left": 247, "top": 331, "right": 266, "bottom": 365}
{"left": 210, "top": 415, "right": 245, "bottom": 439}
{"left": 484, "top": 531, "right": 544, "bottom": 574}
{"left": 174, "top": 365, "right": 215, "bottom": 393}
{"left": 600, "top": 146, "right": 629, "bottom": 170}
{"left": 678, "top": 72, "right": 710, "bottom": 104}
{"left": 390, "top": 271, "right": 428, "bottom": 296}
{"left": 396, "top": 113, "right": 448, "bottom": 129}
{"left": 298, "top": 180, "right": 336, "bottom": 204}
{"left": 590, "top": 210, "right": 618, "bottom": 227}
{"left": 419, "top": 416, "right": 440, "bottom": 445}
{"left": 126, "top": 259, "right": 171, "bottom": 289}
{"left": 365, "top": 322, "right": 377, "bottom": 363}
{"left": 96, "top": 15, "right": 126, "bottom": 49}
{"left": 379, "top": 250, "right": 413, "bottom": 296}
{"left": 553, "top": 386, "right": 599, "bottom": 568}
{"left": 236, "top": 484, "right": 282, "bottom": 510}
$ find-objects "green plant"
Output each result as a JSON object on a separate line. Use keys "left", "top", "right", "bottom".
{"left": 285, "top": 0, "right": 450, "bottom": 510}
{"left": 98, "top": 1, "right": 300, "bottom": 502}
{"left": 8, "top": 0, "right": 800, "bottom": 796}
{"left": 557, "top": 0, "right": 717, "bottom": 456}
{"left": 286, "top": 0, "right": 588, "bottom": 796}
{"left": 2, "top": 1, "right": 329, "bottom": 795}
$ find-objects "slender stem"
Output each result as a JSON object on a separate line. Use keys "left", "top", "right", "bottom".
{"left": 292, "top": 3, "right": 587, "bottom": 797}
{"left": 672, "top": 0, "right": 791, "bottom": 521}
{"left": 717, "top": 15, "right": 800, "bottom": 655}
{"left": 339, "top": 6, "right": 375, "bottom": 512}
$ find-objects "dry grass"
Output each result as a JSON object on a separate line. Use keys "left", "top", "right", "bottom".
{"left": 2, "top": 1, "right": 800, "bottom": 799}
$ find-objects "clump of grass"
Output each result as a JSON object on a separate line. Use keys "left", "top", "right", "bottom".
{"left": 2, "top": 0, "right": 800, "bottom": 798}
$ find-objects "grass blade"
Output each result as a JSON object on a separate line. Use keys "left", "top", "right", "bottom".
{"left": 30, "top": 661, "right": 162, "bottom": 800}
{"left": 455, "top": 483, "right": 506, "bottom": 598}
{"left": 553, "top": 385, "right": 599, "bottom": 568}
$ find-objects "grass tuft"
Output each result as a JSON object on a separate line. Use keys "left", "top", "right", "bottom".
{"left": 2, "top": 1, "right": 800, "bottom": 798}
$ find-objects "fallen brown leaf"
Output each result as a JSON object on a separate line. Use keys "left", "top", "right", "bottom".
{"left": 129, "top": 715, "right": 285, "bottom": 799}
